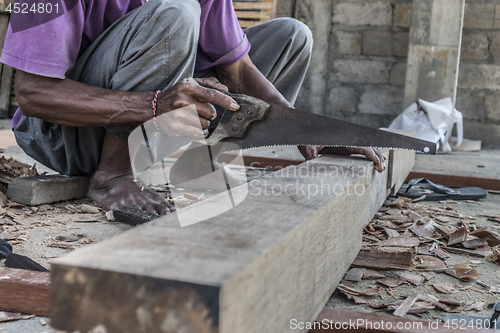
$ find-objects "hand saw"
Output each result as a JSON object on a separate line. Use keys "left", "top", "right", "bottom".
{"left": 205, "top": 92, "right": 437, "bottom": 154}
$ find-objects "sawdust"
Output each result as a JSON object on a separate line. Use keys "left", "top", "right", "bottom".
{"left": 329, "top": 195, "right": 500, "bottom": 321}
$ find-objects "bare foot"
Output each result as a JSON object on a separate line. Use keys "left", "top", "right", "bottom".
{"left": 169, "top": 142, "right": 245, "bottom": 191}
{"left": 89, "top": 131, "right": 174, "bottom": 215}
{"left": 89, "top": 170, "right": 173, "bottom": 215}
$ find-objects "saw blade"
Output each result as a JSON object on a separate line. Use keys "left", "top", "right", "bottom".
{"left": 217, "top": 104, "right": 437, "bottom": 154}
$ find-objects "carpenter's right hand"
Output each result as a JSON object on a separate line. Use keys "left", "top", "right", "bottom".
{"left": 155, "top": 78, "right": 240, "bottom": 139}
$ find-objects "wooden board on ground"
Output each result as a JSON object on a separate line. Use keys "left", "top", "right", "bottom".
{"left": 50, "top": 151, "right": 414, "bottom": 333}
{"left": 408, "top": 150, "right": 500, "bottom": 191}
{"left": 0, "top": 267, "right": 50, "bottom": 316}
{"left": 406, "top": 171, "right": 500, "bottom": 191}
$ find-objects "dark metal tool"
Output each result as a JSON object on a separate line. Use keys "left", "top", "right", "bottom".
{"left": 0, "top": 239, "right": 49, "bottom": 272}
{"left": 206, "top": 93, "right": 437, "bottom": 154}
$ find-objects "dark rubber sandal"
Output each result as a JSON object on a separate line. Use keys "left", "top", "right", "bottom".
{"left": 397, "top": 178, "right": 488, "bottom": 201}
{"left": 113, "top": 206, "right": 159, "bottom": 226}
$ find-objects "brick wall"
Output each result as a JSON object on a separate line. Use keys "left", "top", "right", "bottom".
{"left": 294, "top": 0, "right": 500, "bottom": 146}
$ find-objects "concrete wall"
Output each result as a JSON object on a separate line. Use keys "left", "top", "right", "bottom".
{"left": 294, "top": 0, "right": 500, "bottom": 147}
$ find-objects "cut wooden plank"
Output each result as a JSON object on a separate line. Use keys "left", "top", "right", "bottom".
{"left": 406, "top": 171, "right": 500, "bottom": 191}
{"left": 51, "top": 152, "right": 414, "bottom": 333}
{"left": 0, "top": 267, "right": 50, "bottom": 316}
{"left": 309, "top": 307, "right": 500, "bottom": 332}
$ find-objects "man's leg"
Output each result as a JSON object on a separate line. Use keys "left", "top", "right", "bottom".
{"left": 169, "top": 18, "right": 312, "bottom": 189}
{"left": 14, "top": 0, "right": 201, "bottom": 213}
{"left": 243, "top": 17, "right": 313, "bottom": 105}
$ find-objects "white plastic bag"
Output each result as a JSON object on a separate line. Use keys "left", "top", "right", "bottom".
{"left": 389, "top": 97, "right": 463, "bottom": 152}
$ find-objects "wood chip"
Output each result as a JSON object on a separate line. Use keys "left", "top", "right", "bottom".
{"left": 444, "top": 257, "right": 468, "bottom": 267}
{"left": 65, "top": 204, "right": 80, "bottom": 213}
{"left": 351, "top": 251, "right": 414, "bottom": 271}
{"left": 414, "top": 255, "right": 447, "bottom": 271}
{"left": 444, "top": 245, "right": 493, "bottom": 258}
{"left": 410, "top": 219, "right": 437, "bottom": 238}
{"left": 375, "top": 236, "right": 419, "bottom": 247}
{"left": 378, "top": 276, "right": 406, "bottom": 288}
{"left": 435, "top": 215, "right": 451, "bottom": 223}
{"left": 453, "top": 262, "right": 481, "bottom": 279}
{"left": 397, "top": 272, "right": 425, "bottom": 285}
{"left": 393, "top": 294, "right": 420, "bottom": 317}
{"left": 409, "top": 212, "right": 424, "bottom": 222}
{"left": 411, "top": 195, "right": 427, "bottom": 203}
{"left": 435, "top": 224, "right": 458, "bottom": 239}
{"left": 421, "top": 272, "right": 436, "bottom": 281}
{"left": 343, "top": 268, "right": 365, "bottom": 282}
{"left": 74, "top": 215, "right": 101, "bottom": 222}
{"left": 362, "top": 269, "right": 385, "bottom": 279}
{"left": 463, "top": 301, "right": 487, "bottom": 311}
{"left": 338, "top": 284, "right": 380, "bottom": 296}
{"left": 447, "top": 226, "right": 468, "bottom": 246}
{"left": 383, "top": 228, "right": 400, "bottom": 238}
{"left": 0, "top": 312, "right": 35, "bottom": 323}
{"left": 80, "top": 204, "right": 100, "bottom": 214}
{"left": 441, "top": 299, "right": 465, "bottom": 306}
{"left": 407, "top": 301, "right": 435, "bottom": 314}
{"left": 462, "top": 238, "right": 489, "bottom": 249}
{"left": 47, "top": 242, "right": 76, "bottom": 250}
{"left": 432, "top": 246, "right": 450, "bottom": 259}
{"left": 470, "top": 230, "right": 500, "bottom": 247}
{"left": 485, "top": 249, "right": 500, "bottom": 265}
{"left": 367, "top": 299, "right": 390, "bottom": 309}
{"left": 433, "top": 283, "right": 455, "bottom": 293}
{"left": 105, "top": 210, "right": 115, "bottom": 222}
{"left": 55, "top": 234, "right": 84, "bottom": 243}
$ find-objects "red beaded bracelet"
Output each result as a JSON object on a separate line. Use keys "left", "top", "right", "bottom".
{"left": 152, "top": 90, "right": 161, "bottom": 129}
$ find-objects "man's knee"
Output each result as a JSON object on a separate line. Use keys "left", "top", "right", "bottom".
{"left": 150, "top": 0, "right": 201, "bottom": 32}
{"left": 278, "top": 18, "right": 313, "bottom": 54}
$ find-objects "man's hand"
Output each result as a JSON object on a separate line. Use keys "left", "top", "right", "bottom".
{"left": 298, "top": 145, "right": 387, "bottom": 172}
{"left": 156, "top": 78, "right": 239, "bottom": 138}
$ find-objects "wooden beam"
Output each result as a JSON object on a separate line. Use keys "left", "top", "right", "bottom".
{"left": 309, "top": 307, "right": 499, "bottom": 333}
{"left": 406, "top": 171, "right": 500, "bottom": 191}
{"left": 0, "top": 267, "right": 50, "bottom": 316}
{"left": 50, "top": 152, "right": 413, "bottom": 333}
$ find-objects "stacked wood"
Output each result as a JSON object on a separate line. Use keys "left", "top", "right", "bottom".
{"left": 232, "top": 0, "right": 276, "bottom": 28}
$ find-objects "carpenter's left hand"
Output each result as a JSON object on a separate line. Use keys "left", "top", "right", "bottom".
{"left": 298, "top": 145, "right": 387, "bottom": 172}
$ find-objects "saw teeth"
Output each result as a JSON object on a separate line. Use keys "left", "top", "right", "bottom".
{"left": 219, "top": 144, "right": 418, "bottom": 153}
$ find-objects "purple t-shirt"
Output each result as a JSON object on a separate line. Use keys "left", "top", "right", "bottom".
{"left": 1, "top": 0, "right": 250, "bottom": 127}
